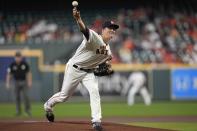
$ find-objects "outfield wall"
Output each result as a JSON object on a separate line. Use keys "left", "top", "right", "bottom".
{"left": 0, "top": 49, "right": 197, "bottom": 102}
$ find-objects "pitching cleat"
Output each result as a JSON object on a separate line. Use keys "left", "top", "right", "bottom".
{"left": 46, "top": 111, "right": 55, "bottom": 122}
{"left": 92, "top": 122, "right": 103, "bottom": 131}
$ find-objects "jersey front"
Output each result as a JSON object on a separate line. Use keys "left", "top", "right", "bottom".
{"left": 7, "top": 61, "right": 30, "bottom": 81}
{"left": 69, "top": 29, "right": 112, "bottom": 69}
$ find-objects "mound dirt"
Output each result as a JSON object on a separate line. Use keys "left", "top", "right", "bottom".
{"left": 0, "top": 121, "right": 171, "bottom": 131}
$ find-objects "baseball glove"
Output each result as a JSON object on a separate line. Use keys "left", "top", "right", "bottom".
{"left": 94, "top": 62, "right": 114, "bottom": 77}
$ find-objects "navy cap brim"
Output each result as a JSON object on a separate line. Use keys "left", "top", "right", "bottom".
{"left": 108, "top": 24, "right": 119, "bottom": 30}
{"left": 102, "top": 21, "right": 119, "bottom": 30}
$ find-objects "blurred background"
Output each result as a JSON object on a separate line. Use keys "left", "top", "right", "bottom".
{"left": 0, "top": 0, "right": 197, "bottom": 130}
{"left": 1, "top": 0, "right": 197, "bottom": 101}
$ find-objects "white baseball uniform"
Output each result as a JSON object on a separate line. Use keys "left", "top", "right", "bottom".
{"left": 127, "top": 72, "right": 151, "bottom": 106}
{"left": 44, "top": 29, "right": 112, "bottom": 123}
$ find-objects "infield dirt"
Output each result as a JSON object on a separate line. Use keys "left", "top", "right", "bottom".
{"left": 0, "top": 121, "right": 172, "bottom": 131}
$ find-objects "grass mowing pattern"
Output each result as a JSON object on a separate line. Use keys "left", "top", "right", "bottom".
{"left": 0, "top": 102, "right": 197, "bottom": 130}
{"left": 0, "top": 101, "right": 197, "bottom": 118}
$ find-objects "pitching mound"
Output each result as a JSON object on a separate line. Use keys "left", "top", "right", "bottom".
{"left": 0, "top": 121, "right": 170, "bottom": 131}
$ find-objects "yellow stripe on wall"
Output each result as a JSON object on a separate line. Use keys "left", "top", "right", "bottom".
{"left": 0, "top": 49, "right": 197, "bottom": 73}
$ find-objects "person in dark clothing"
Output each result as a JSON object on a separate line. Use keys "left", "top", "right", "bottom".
{"left": 6, "top": 51, "right": 32, "bottom": 116}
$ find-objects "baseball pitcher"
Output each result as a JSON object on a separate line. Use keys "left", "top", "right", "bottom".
{"left": 44, "top": 1, "right": 119, "bottom": 131}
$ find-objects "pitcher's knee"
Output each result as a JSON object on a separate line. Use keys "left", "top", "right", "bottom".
{"left": 90, "top": 88, "right": 99, "bottom": 94}
{"left": 89, "top": 91, "right": 100, "bottom": 100}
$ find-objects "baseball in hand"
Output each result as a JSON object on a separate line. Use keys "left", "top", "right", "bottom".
{"left": 72, "top": 1, "right": 78, "bottom": 7}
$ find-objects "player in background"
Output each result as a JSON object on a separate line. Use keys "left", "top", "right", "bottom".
{"left": 6, "top": 51, "right": 32, "bottom": 116}
{"left": 122, "top": 71, "right": 151, "bottom": 106}
{"left": 44, "top": 3, "right": 119, "bottom": 131}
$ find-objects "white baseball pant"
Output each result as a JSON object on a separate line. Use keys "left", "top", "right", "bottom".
{"left": 128, "top": 85, "right": 151, "bottom": 106}
{"left": 127, "top": 74, "right": 151, "bottom": 106}
{"left": 45, "top": 63, "right": 101, "bottom": 123}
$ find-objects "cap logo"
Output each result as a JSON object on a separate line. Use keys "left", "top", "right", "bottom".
{"left": 111, "top": 21, "right": 114, "bottom": 24}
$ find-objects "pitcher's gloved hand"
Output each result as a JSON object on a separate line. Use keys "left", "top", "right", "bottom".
{"left": 94, "top": 62, "right": 114, "bottom": 77}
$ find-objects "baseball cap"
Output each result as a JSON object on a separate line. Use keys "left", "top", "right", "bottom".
{"left": 102, "top": 21, "right": 119, "bottom": 30}
{"left": 15, "top": 51, "right": 22, "bottom": 57}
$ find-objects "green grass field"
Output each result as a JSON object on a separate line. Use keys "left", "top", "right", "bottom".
{"left": 129, "top": 122, "right": 197, "bottom": 131}
{"left": 0, "top": 101, "right": 197, "bottom": 130}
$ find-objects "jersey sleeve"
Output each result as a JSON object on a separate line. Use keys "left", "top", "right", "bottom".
{"left": 81, "top": 27, "right": 89, "bottom": 41}
{"left": 82, "top": 29, "right": 92, "bottom": 42}
{"left": 83, "top": 29, "right": 100, "bottom": 45}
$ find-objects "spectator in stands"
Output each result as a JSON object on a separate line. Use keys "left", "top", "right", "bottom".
{"left": 118, "top": 37, "right": 134, "bottom": 63}
{"left": 1, "top": 6, "right": 197, "bottom": 64}
{"left": 0, "top": 31, "right": 5, "bottom": 44}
